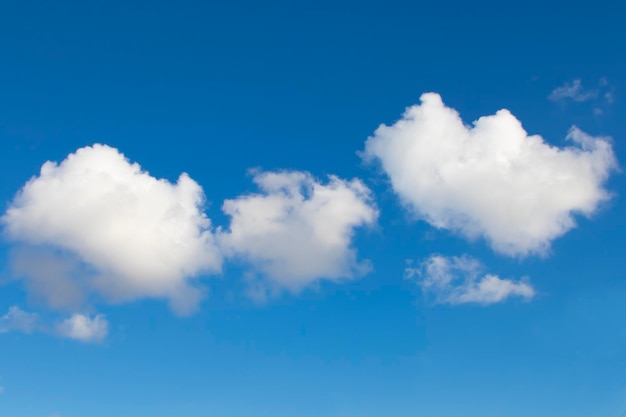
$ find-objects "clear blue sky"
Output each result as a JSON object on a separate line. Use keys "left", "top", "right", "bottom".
{"left": 1, "top": 1, "right": 625, "bottom": 416}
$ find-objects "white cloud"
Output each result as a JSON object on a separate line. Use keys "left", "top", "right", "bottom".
{"left": 0, "top": 306, "right": 39, "bottom": 334}
{"left": 549, "top": 79, "right": 598, "bottom": 102}
{"left": 2, "top": 144, "right": 222, "bottom": 315}
{"left": 218, "top": 170, "right": 378, "bottom": 295}
{"left": 0, "top": 306, "right": 107, "bottom": 343}
{"left": 363, "top": 93, "right": 617, "bottom": 256}
{"left": 406, "top": 255, "right": 535, "bottom": 305}
{"left": 56, "top": 313, "right": 109, "bottom": 343}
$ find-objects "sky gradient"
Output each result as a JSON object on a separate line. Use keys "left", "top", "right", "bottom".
{"left": 1, "top": 1, "right": 625, "bottom": 416}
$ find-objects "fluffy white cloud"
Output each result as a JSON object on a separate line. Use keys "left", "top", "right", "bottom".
{"left": 363, "top": 93, "right": 617, "bottom": 256}
{"left": 0, "top": 306, "right": 39, "bottom": 334}
{"left": 549, "top": 79, "right": 598, "bottom": 102}
{"left": 219, "top": 171, "right": 378, "bottom": 295}
{"left": 56, "top": 313, "right": 109, "bottom": 343}
{"left": 2, "top": 144, "right": 222, "bottom": 315}
{"left": 406, "top": 255, "right": 534, "bottom": 305}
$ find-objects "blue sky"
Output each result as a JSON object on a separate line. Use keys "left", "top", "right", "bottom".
{"left": 1, "top": 0, "right": 625, "bottom": 416}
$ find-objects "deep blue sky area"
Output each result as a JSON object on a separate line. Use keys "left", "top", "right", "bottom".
{"left": 1, "top": 1, "right": 625, "bottom": 416}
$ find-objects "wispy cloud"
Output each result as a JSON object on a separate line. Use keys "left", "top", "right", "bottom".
{"left": 0, "top": 306, "right": 39, "bottom": 334}
{"left": 0, "top": 306, "right": 108, "bottom": 343}
{"left": 549, "top": 79, "right": 598, "bottom": 102}
{"left": 406, "top": 255, "right": 535, "bottom": 305}
{"left": 549, "top": 78, "right": 615, "bottom": 114}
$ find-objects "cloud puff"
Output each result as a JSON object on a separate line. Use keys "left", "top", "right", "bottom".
{"left": 406, "top": 255, "right": 534, "bottom": 305}
{"left": 363, "top": 93, "right": 617, "bottom": 256}
{"left": 219, "top": 171, "right": 378, "bottom": 295}
{"left": 2, "top": 144, "right": 222, "bottom": 315}
{"left": 0, "top": 306, "right": 108, "bottom": 343}
{"left": 549, "top": 79, "right": 598, "bottom": 102}
{"left": 56, "top": 313, "right": 109, "bottom": 343}
{"left": 0, "top": 306, "right": 39, "bottom": 334}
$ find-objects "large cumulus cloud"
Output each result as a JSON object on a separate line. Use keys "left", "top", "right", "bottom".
{"left": 2, "top": 144, "right": 222, "bottom": 315}
{"left": 363, "top": 93, "right": 617, "bottom": 256}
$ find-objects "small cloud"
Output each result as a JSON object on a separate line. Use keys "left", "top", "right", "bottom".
{"left": 219, "top": 170, "right": 378, "bottom": 295}
{"left": 549, "top": 78, "right": 615, "bottom": 113}
{"left": 0, "top": 306, "right": 109, "bottom": 343}
{"left": 0, "top": 306, "right": 39, "bottom": 334}
{"left": 406, "top": 255, "right": 535, "bottom": 305}
{"left": 56, "top": 314, "right": 109, "bottom": 343}
{"left": 549, "top": 79, "right": 598, "bottom": 102}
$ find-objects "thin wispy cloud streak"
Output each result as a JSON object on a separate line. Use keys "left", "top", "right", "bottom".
{"left": 0, "top": 306, "right": 39, "bottom": 334}
{"left": 549, "top": 78, "right": 616, "bottom": 117}
{"left": 0, "top": 306, "right": 108, "bottom": 343}
{"left": 549, "top": 79, "right": 598, "bottom": 102}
